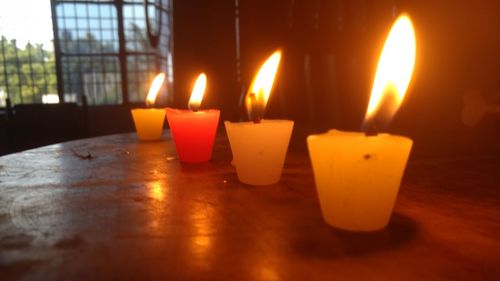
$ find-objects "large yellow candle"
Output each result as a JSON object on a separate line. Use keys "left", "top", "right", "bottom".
{"left": 131, "top": 73, "right": 166, "bottom": 141}
{"left": 308, "top": 130, "right": 412, "bottom": 231}
{"left": 308, "top": 15, "right": 416, "bottom": 231}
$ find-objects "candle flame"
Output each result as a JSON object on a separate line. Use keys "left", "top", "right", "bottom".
{"left": 245, "top": 50, "right": 282, "bottom": 122}
{"left": 188, "top": 73, "right": 207, "bottom": 111}
{"left": 364, "top": 15, "right": 416, "bottom": 125}
{"left": 146, "top": 73, "right": 166, "bottom": 106}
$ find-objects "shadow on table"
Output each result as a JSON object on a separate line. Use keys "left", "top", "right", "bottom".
{"left": 293, "top": 212, "right": 418, "bottom": 258}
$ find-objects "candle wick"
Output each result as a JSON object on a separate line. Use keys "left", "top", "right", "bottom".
{"left": 189, "top": 104, "right": 200, "bottom": 112}
{"left": 249, "top": 92, "right": 263, "bottom": 124}
{"left": 364, "top": 124, "right": 378, "bottom": 136}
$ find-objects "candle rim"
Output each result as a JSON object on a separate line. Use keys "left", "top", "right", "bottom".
{"left": 131, "top": 107, "right": 166, "bottom": 111}
{"left": 165, "top": 107, "right": 220, "bottom": 114}
{"left": 224, "top": 119, "right": 294, "bottom": 126}
{"left": 307, "top": 129, "right": 412, "bottom": 141}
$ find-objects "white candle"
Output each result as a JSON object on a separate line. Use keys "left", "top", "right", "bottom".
{"left": 225, "top": 50, "right": 294, "bottom": 185}
{"left": 225, "top": 119, "right": 293, "bottom": 185}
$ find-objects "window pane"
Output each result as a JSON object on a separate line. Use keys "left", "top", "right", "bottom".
{"left": 52, "top": 0, "right": 172, "bottom": 105}
{"left": 0, "top": 0, "right": 57, "bottom": 106}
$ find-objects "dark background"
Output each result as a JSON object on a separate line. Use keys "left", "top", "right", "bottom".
{"left": 2, "top": 0, "right": 500, "bottom": 155}
{"left": 172, "top": 0, "right": 500, "bottom": 152}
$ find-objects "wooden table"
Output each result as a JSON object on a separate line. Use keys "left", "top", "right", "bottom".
{"left": 0, "top": 132, "right": 499, "bottom": 280}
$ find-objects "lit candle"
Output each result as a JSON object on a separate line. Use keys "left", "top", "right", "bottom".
{"left": 307, "top": 15, "right": 416, "bottom": 231}
{"left": 225, "top": 50, "right": 294, "bottom": 185}
{"left": 131, "top": 73, "right": 166, "bottom": 141}
{"left": 165, "top": 73, "right": 220, "bottom": 163}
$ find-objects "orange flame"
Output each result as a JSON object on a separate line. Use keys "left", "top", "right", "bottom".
{"left": 188, "top": 73, "right": 207, "bottom": 111}
{"left": 146, "top": 73, "right": 166, "bottom": 106}
{"left": 364, "top": 15, "right": 416, "bottom": 124}
{"left": 245, "top": 50, "right": 282, "bottom": 121}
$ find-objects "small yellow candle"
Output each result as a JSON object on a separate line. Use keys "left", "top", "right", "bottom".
{"left": 131, "top": 73, "right": 166, "bottom": 141}
{"left": 308, "top": 15, "right": 416, "bottom": 231}
{"left": 131, "top": 108, "right": 166, "bottom": 141}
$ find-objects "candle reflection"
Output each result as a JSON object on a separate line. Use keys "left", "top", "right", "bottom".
{"left": 192, "top": 236, "right": 211, "bottom": 251}
{"left": 189, "top": 203, "right": 213, "bottom": 269}
{"left": 145, "top": 180, "right": 169, "bottom": 232}
{"left": 257, "top": 266, "right": 280, "bottom": 281}
{"left": 147, "top": 180, "right": 166, "bottom": 202}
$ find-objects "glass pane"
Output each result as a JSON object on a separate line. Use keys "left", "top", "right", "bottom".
{"left": 0, "top": 0, "right": 57, "bottom": 106}
{"left": 52, "top": 0, "right": 173, "bottom": 105}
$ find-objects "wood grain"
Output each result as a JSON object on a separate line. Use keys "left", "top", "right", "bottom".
{"left": 0, "top": 132, "right": 499, "bottom": 281}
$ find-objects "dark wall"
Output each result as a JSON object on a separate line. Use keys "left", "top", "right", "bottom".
{"left": 172, "top": 0, "right": 500, "bottom": 144}
{"left": 1, "top": 104, "right": 139, "bottom": 155}
{"left": 172, "top": 0, "right": 239, "bottom": 119}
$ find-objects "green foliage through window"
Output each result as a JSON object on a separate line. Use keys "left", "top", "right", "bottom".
{"left": 0, "top": 36, "right": 57, "bottom": 106}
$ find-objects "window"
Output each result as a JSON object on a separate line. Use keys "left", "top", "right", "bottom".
{"left": 0, "top": 0, "right": 57, "bottom": 106}
{"left": 53, "top": 0, "right": 173, "bottom": 105}
{"left": 0, "top": 0, "right": 173, "bottom": 107}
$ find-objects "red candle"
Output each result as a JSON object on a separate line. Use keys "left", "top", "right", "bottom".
{"left": 166, "top": 108, "right": 219, "bottom": 163}
{"left": 166, "top": 73, "right": 220, "bottom": 163}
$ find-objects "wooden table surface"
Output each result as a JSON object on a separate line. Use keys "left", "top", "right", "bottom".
{"left": 0, "top": 132, "right": 499, "bottom": 280}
